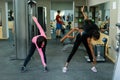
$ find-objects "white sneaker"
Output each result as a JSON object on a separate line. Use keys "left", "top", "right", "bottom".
{"left": 91, "top": 66, "right": 97, "bottom": 72}
{"left": 62, "top": 67, "right": 67, "bottom": 73}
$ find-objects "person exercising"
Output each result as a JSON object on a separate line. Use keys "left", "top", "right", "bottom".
{"left": 61, "top": 6, "right": 100, "bottom": 73}
{"left": 21, "top": 16, "right": 48, "bottom": 72}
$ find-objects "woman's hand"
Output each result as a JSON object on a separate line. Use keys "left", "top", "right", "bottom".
{"left": 81, "top": 5, "right": 88, "bottom": 20}
{"left": 81, "top": 5, "right": 84, "bottom": 12}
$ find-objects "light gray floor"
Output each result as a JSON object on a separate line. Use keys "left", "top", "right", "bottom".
{"left": 0, "top": 39, "right": 114, "bottom": 80}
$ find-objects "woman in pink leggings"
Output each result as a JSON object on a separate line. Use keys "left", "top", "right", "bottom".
{"left": 21, "top": 16, "right": 48, "bottom": 72}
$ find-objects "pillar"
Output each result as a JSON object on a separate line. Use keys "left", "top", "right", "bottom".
{"left": 13, "top": 0, "right": 28, "bottom": 59}
{"left": 112, "top": 0, "right": 120, "bottom": 79}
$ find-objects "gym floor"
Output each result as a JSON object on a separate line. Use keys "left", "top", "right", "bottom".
{"left": 0, "top": 38, "right": 114, "bottom": 80}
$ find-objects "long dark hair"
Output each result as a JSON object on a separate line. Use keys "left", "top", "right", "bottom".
{"left": 83, "top": 19, "right": 99, "bottom": 31}
{"left": 83, "top": 19, "right": 100, "bottom": 40}
{"left": 36, "top": 36, "right": 47, "bottom": 48}
{"left": 92, "top": 30, "right": 100, "bottom": 40}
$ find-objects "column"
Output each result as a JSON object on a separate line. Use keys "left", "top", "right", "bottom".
{"left": 112, "top": 0, "right": 120, "bottom": 79}
{"left": 13, "top": 0, "right": 28, "bottom": 59}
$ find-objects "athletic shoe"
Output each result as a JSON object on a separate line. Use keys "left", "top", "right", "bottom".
{"left": 21, "top": 66, "right": 27, "bottom": 73}
{"left": 62, "top": 67, "right": 67, "bottom": 73}
{"left": 91, "top": 66, "right": 97, "bottom": 72}
{"left": 56, "top": 36, "right": 59, "bottom": 39}
{"left": 44, "top": 66, "right": 48, "bottom": 72}
{"left": 58, "top": 36, "right": 62, "bottom": 38}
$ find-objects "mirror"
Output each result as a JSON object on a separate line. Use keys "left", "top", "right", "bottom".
{"left": 89, "top": 2, "right": 110, "bottom": 35}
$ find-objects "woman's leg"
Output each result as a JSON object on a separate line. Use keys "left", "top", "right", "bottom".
{"left": 82, "top": 34, "right": 97, "bottom": 72}
{"left": 63, "top": 34, "right": 82, "bottom": 72}
{"left": 21, "top": 42, "right": 36, "bottom": 72}
{"left": 82, "top": 36, "right": 93, "bottom": 62}
{"left": 23, "top": 43, "right": 36, "bottom": 67}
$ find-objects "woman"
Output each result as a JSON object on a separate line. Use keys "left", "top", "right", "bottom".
{"left": 61, "top": 6, "right": 100, "bottom": 73}
{"left": 21, "top": 16, "right": 48, "bottom": 72}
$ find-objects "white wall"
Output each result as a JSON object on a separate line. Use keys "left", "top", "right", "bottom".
{"left": 51, "top": 1, "right": 73, "bottom": 10}
{"left": 113, "top": 49, "right": 120, "bottom": 80}
{"left": 112, "top": 0, "right": 120, "bottom": 79}
{"left": 87, "top": 0, "right": 110, "bottom": 6}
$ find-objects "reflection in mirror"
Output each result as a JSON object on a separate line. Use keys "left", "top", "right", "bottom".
{"left": 89, "top": 2, "right": 110, "bottom": 35}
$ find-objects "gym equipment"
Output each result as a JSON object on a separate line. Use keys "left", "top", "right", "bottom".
{"left": 85, "top": 37, "right": 107, "bottom": 62}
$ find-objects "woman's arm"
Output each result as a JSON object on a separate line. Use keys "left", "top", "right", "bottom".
{"left": 81, "top": 6, "right": 88, "bottom": 20}
{"left": 32, "top": 16, "right": 46, "bottom": 38}
{"left": 60, "top": 28, "right": 79, "bottom": 42}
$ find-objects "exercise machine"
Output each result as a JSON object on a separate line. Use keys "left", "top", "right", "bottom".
{"left": 85, "top": 37, "right": 107, "bottom": 62}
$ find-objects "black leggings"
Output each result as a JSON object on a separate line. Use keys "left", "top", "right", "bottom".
{"left": 66, "top": 33, "right": 93, "bottom": 63}
{"left": 23, "top": 42, "right": 47, "bottom": 67}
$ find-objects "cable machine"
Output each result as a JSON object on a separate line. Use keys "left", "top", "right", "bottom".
{"left": 27, "top": 0, "right": 38, "bottom": 46}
